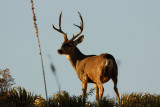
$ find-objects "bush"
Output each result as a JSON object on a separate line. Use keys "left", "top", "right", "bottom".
{"left": 0, "top": 87, "right": 37, "bottom": 107}
{"left": 49, "top": 91, "right": 84, "bottom": 107}
{"left": 120, "top": 93, "right": 160, "bottom": 107}
{"left": 0, "top": 69, "right": 15, "bottom": 91}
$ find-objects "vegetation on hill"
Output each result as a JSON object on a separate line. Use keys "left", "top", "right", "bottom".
{"left": 0, "top": 87, "right": 160, "bottom": 107}
{"left": 0, "top": 69, "right": 160, "bottom": 106}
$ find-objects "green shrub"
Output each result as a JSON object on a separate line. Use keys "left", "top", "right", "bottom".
{"left": 96, "top": 96, "right": 117, "bottom": 107}
{"left": 120, "top": 93, "right": 160, "bottom": 107}
{"left": 50, "top": 91, "right": 83, "bottom": 107}
{"left": 0, "top": 87, "right": 37, "bottom": 107}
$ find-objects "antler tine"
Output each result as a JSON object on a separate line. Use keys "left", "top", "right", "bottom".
{"left": 70, "top": 12, "right": 84, "bottom": 41}
{"left": 52, "top": 12, "right": 68, "bottom": 41}
{"left": 59, "top": 12, "right": 62, "bottom": 30}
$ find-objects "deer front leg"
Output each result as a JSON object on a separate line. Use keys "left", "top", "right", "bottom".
{"left": 82, "top": 82, "right": 87, "bottom": 99}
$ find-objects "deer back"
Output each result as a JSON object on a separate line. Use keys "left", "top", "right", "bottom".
{"left": 76, "top": 53, "right": 117, "bottom": 83}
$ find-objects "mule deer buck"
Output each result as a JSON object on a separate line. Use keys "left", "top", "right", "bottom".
{"left": 52, "top": 12, "right": 120, "bottom": 101}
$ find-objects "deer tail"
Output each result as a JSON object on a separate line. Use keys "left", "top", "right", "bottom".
{"left": 101, "top": 54, "right": 114, "bottom": 76}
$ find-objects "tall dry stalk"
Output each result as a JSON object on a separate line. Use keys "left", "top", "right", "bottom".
{"left": 30, "top": 0, "right": 48, "bottom": 100}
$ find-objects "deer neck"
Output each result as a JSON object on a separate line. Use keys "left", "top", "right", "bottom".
{"left": 66, "top": 47, "right": 86, "bottom": 70}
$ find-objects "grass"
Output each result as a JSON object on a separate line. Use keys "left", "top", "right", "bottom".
{"left": 0, "top": 87, "right": 160, "bottom": 107}
{"left": 120, "top": 93, "right": 160, "bottom": 107}
{"left": 0, "top": 87, "right": 37, "bottom": 107}
{"left": 30, "top": 0, "right": 48, "bottom": 100}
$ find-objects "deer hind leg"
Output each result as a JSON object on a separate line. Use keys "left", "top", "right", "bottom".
{"left": 112, "top": 77, "right": 120, "bottom": 102}
{"left": 94, "top": 84, "right": 99, "bottom": 101}
{"left": 97, "top": 80, "right": 104, "bottom": 101}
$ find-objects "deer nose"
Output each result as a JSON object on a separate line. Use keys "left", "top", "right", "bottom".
{"left": 57, "top": 49, "right": 63, "bottom": 54}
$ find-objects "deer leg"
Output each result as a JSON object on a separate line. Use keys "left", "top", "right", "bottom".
{"left": 94, "top": 84, "right": 99, "bottom": 101}
{"left": 97, "top": 81, "right": 104, "bottom": 101}
{"left": 82, "top": 82, "right": 87, "bottom": 99}
{"left": 112, "top": 77, "right": 120, "bottom": 102}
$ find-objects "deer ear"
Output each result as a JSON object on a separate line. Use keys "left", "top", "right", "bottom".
{"left": 77, "top": 35, "right": 84, "bottom": 43}
{"left": 74, "top": 35, "right": 84, "bottom": 45}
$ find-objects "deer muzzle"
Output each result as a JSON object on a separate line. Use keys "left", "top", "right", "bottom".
{"left": 57, "top": 49, "right": 63, "bottom": 54}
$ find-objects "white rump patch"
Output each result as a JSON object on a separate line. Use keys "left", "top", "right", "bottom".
{"left": 102, "top": 58, "right": 113, "bottom": 70}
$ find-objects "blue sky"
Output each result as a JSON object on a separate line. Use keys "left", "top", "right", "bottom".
{"left": 0, "top": 0, "right": 160, "bottom": 100}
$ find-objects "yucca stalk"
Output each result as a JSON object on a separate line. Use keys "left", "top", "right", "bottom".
{"left": 30, "top": 0, "right": 48, "bottom": 100}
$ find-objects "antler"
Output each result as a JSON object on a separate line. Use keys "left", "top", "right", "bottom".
{"left": 52, "top": 12, "right": 68, "bottom": 41}
{"left": 70, "top": 12, "right": 84, "bottom": 41}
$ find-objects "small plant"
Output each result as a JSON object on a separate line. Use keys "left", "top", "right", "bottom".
{"left": 49, "top": 91, "right": 84, "bottom": 107}
{"left": 30, "top": 0, "right": 48, "bottom": 100}
{"left": 120, "top": 92, "right": 160, "bottom": 107}
{"left": 0, "top": 87, "right": 38, "bottom": 107}
{"left": 0, "top": 69, "right": 15, "bottom": 91}
{"left": 96, "top": 97, "right": 117, "bottom": 107}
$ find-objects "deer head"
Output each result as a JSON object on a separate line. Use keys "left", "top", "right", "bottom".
{"left": 52, "top": 12, "right": 84, "bottom": 55}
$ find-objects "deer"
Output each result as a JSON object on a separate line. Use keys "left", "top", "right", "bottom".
{"left": 52, "top": 12, "right": 120, "bottom": 101}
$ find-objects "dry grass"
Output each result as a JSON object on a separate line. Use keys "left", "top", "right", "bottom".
{"left": 120, "top": 92, "right": 160, "bottom": 107}
{"left": 30, "top": 0, "right": 48, "bottom": 100}
{"left": 0, "top": 87, "right": 160, "bottom": 107}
